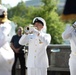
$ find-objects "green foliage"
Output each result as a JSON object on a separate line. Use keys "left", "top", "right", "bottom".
{"left": 46, "top": 11, "right": 64, "bottom": 44}
{"left": 8, "top": 0, "right": 65, "bottom": 44}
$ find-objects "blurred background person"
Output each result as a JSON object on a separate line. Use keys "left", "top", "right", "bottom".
{"left": 10, "top": 26, "right": 25, "bottom": 75}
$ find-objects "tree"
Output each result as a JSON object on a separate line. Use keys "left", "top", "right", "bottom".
{"left": 8, "top": 0, "right": 65, "bottom": 44}
{"left": 28, "top": 0, "right": 65, "bottom": 44}
{"left": 41, "top": 0, "right": 65, "bottom": 44}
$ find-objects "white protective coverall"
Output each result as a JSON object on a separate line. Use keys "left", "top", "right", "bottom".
{"left": 19, "top": 17, "right": 51, "bottom": 75}
{"left": 62, "top": 25, "right": 76, "bottom": 75}
{"left": 0, "top": 21, "right": 15, "bottom": 75}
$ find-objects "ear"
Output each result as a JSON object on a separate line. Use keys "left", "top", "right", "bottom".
{"left": 41, "top": 25, "right": 44, "bottom": 28}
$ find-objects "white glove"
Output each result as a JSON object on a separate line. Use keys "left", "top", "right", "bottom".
{"left": 24, "top": 24, "right": 39, "bottom": 35}
{"left": 72, "top": 22, "right": 76, "bottom": 29}
{"left": 32, "top": 27, "right": 40, "bottom": 36}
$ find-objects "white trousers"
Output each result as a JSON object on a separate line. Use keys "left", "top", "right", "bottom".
{"left": 27, "top": 68, "right": 47, "bottom": 75}
{"left": 69, "top": 54, "right": 76, "bottom": 75}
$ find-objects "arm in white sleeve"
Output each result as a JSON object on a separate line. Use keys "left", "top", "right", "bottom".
{"left": 38, "top": 33, "right": 51, "bottom": 45}
{"left": 32, "top": 28, "right": 51, "bottom": 45}
{"left": 0, "top": 23, "right": 11, "bottom": 47}
{"left": 19, "top": 34, "right": 29, "bottom": 45}
{"left": 62, "top": 26, "right": 74, "bottom": 40}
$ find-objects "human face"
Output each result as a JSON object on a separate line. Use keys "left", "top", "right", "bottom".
{"left": 34, "top": 22, "right": 43, "bottom": 31}
{"left": 17, "top": 28, "right": 23, "bottom": 36}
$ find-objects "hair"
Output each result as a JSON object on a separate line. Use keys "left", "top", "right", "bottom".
{"left": 16, "top": 26, "right": 23, "bottom": 33}
{"left": 0, "top": 14, "right": 5, "bottom": 18}
{"left": 18, "top": 26, "right": 23, "bottom": 31}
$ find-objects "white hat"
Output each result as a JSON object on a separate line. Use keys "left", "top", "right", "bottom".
{"left": 33, "top": 17, "right": 46, "bottom": 26}
{"left": 33, "top": 17, "right": 47, "bottom": 33}
{"left": 0, "top": 4, "right": 9, "bottom": 22}
{"left": 0, "top": 4, "right": 7, "bottom": 15}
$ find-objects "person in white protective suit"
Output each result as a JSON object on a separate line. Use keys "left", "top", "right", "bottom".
{"left": 62, "top": 22, "right": 76, "bottom": 75}
{"left": 19, "top": 17, "right": 51, "bottom": 75}
{"left": 0, "top": 4, "right": 16, "bottom": 75}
